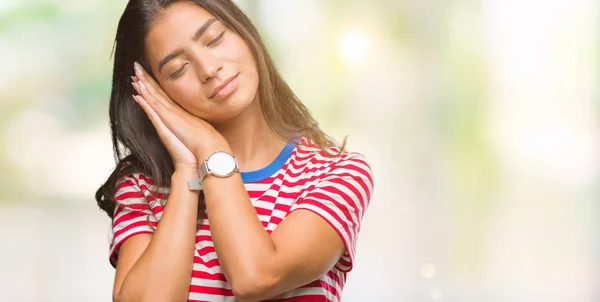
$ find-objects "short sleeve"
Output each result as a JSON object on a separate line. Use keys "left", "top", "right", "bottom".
{"left": 108, "top": 174, "right": 156, "bottom": 268}
{"left": 290, "top": 153, "right": 374, "bottom": 272}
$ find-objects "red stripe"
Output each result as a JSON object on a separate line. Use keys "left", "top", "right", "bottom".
{"left": 255, "top": 194, "right": 277, "bottom": 203}
{"left": 115, "top": 178, "right": 136, "bottom": 192}
{"left": 113, "top": 209, "right": 149, "bottom": 227}
{"left": 320, "top": 181, "right": 364, "bottom": 221}
{"left": 136, "top": 173, "right": 155, "bottom": 184}
{"left": 345, "top": 156, "right": 372, "bottom": 181}
{"left": 113, "top": 219, "right": 154, "bottom": 239}
{"left": 196, "top": 245, "right": 216, "bottom": 257}
{"left": 285, "top": 165, "right": 330, "bottom": 179}
{"left": 188, "top": 285, "right": 233, "bottom": 296}
{"left": 193, "top": 256, "right": 221, "bottom": 269}
{"left": 287, "top": 159, "right": 333, "bottom": 171}
{"left": 277, "top": 191, "right": 297, "bottom": 199}
{"left": 269, "top": 216, "right": 283, "bottom": 225}
{"left": 114, "top": 202, "right": 148, "bottom": 211}
{"left": 303, "top": 192, "right": 355, "bottom": 232}
{"left": 191, "top": 270, "right": 227, "bottom": 282}
{"left": 115, "top": 191, "right": 144, "bottom": 201}
{"left": 321, "top": 179, "right": 364, "bottom": 210}
{"left": 334, "top": 163, "right": 373, "bottom": 197}
{"left": 296, "top": 197, "right": 351, "bottom": 243}
{"left": 300, "top": 279, "right": 339, "bottom": 300}
{"left": 153, "top": 205, "right": 164, "bottom": 214}
{"left": 196, "top": 235, "right": 213, "bottom": 242}
{"left": 326, "top": 270, "right": 344, "bottom": 288}
{"left": 263, "top": 295, "right": 330, "bottom": 302}
{"left": 273, "top": 202, "right": 291, "bottom": 212}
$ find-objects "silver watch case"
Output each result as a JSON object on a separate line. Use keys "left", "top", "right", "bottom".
{"left": 188, "top": 151, "right": 239, "bottom": 191}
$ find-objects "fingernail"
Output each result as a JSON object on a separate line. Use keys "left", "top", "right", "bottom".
{"left": 132, "top": 95, "right": 138, "bottom": 103}
{"left": 134, "top": 62, "right": 143, "bottom": 76}
{"left": 138, "top": 80, "right": 146, "bottom": 91}
{"left": 131, "top": 76, "right": 138, "bottom": 82}
{"left": 131, "top": 81, "right": 138, "bottom": 90}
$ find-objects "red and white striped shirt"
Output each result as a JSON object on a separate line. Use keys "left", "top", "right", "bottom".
{"left": 108, "top": 139, "right": 374, "bottom": 301}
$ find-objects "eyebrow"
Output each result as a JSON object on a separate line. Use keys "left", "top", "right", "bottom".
{"left": 157, "top": 18, "right": 218, "bottom": 73}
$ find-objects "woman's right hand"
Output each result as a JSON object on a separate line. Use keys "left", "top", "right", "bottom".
{"left": 131, "top": 85, "right": 198, "bottom": 173}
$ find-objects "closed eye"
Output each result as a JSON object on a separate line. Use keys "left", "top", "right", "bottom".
{"left": 207, "top": 31, "right": 225, "bottom": 47}
{"left": 169, "top": 62, "right": 189, "bottom": 79}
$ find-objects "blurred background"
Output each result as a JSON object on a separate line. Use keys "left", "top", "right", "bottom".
{"left": 0, "top": 0, "right": 599, "bottom": 301}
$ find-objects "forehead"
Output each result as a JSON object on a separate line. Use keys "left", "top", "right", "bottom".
{"left": 145, "top": 2, "right": 216, "bottom": 63}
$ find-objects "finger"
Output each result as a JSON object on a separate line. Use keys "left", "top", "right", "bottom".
{"left": 133, "top": 95, "right": 171, "bottom": 135}
{"left": 132, "top": 79, "right": 169, "bottom": 113}
{"left": 133, "top": 62, "right": 172, "bottom": 102}
{"left": 133, "top": 86, "right": 188, "bottom": 135}
{"left": 133, "top": 74, "right": 174, "bottom": 111}
{"left": 132, "top": 80, "right": 193, "bottom": 136}
{"left": 130, "top": 71, "right": 189, "bottom": 120}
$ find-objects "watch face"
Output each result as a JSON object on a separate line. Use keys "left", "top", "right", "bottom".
{"left": 207, "top": 151, "right": 237, "bottom": 177}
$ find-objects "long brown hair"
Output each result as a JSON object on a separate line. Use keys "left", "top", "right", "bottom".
{"left": 95, "top": 0, "right": 346, "bottom": 219}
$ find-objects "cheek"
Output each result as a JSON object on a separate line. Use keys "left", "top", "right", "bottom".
{"left": 235, "top": 44, "right": 259, "bottom": 85}
{"left": 164, "top": 79, "right": 203, "bottom": 108}
{"left": 225, "top": 35, "right": 255, "bottom": 70}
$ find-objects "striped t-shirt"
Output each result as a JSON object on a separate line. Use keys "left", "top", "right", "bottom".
{"left": 108, "top": 139, "right": 374, "bottom": 301}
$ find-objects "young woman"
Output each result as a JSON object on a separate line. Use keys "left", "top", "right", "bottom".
{"left": 95, "top": 1, "right": 374, "bottom": 301}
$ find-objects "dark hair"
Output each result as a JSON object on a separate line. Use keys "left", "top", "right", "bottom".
{"left": 95, "top": 0, "right": 346, "bottom": 219}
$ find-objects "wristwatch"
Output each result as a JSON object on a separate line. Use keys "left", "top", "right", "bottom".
{"left": 187, "top": 151, "right": 240, "bottom": 191}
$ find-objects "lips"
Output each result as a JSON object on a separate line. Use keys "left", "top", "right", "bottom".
{"left": 209, "top": 73, "right": 239, "bottom": 99}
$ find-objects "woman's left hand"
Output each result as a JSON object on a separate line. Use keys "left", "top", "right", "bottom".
{"left": 131, "top": 61, "right": 227, "bottom": 160}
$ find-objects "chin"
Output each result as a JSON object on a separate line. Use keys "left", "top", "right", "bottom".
{"left": 203, "top": 90, "right": 257, "bottom": 125}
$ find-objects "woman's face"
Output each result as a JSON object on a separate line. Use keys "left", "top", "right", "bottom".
{"left": 144, "top": 1, "right": 259, "bottom": 124}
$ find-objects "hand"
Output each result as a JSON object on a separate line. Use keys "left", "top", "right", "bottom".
{"left": 131, "top": 62, "right": 227, "bottom": 166}
{"left": 132, "top": 91, "right": 197, "bottom": 171}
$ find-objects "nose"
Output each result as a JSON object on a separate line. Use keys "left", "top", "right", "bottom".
{"left": 194, "top": 50, "right": 222, "bottom": 83}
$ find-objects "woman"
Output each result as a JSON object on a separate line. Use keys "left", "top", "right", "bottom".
{"left": 95, "top": 0, "right": 374, "bottom": 301}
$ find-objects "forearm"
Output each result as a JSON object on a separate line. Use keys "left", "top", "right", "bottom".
{"left": 117, "top": 169, "right": 199, "bottom": 302}
{"left": 202, "top": 170, "right": 278, "bottom": 298}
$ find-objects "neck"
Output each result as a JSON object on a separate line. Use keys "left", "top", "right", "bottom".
{"left": 213, "top": 99, "right": 287, "bottom": 172}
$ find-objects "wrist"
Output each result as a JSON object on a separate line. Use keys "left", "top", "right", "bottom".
{"left": 194, "top": 138, "right": 231, "bottom": 161}
{"left": 172, "top": 167, "right": 200, "bottom": 180}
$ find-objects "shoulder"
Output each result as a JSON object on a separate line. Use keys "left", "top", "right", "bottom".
{"left": 114, "top": 172, "right": 169, "bottom": 204}
{"left": 293, "top": 138, "right": 373, "bottom": 184}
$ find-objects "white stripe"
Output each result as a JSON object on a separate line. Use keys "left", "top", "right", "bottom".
{"left": 273, "top": 285, "right": 337, "bottom": 301}
{"left": 192, "top": 261, "right": 221, "bottom": 273}
{"left": 188, "top": 292, "right": 236, "bottom": 301}
{"left": 244, "top": 182, "right": 272, "bottom": 191}
{"left": 110, "top": 224, "right": 153, "bottom": 254}
{"left": 113, "top": 214, "right": 153, "bottom": 232}
{"left": 197, "top": 251, "right": 219, "bottom": 263}
{"left": 114, "top": 185, "right": 141, "bottom": 197}
{"left": 252, "top": 199, "right": 276, "bottom": 210}
{"left": 299, "top": 187, "right": 358, "bottom": 238}
{"left": 189, "top": 277, "right": 231, "bottom": 288}
{"left": 330, "top": 166, "right": 373, "bottom": 195}
{"left": 311, "top": 185, "right": 361, "bottom": 227}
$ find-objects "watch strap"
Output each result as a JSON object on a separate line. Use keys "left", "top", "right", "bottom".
{"left": 187, "top": 178, "right": 203, "bottom": 191}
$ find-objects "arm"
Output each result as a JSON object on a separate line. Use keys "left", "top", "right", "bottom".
{"left": 128, "top": 63, "right": 373, "bottom": 301}
{"left": 200, "top": 145, "right": 373, "bottom": 301}
{"left": 112, "top": 169, "right": 200, "bottom": 302}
